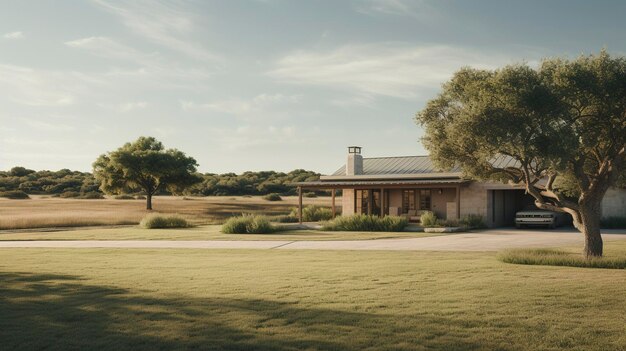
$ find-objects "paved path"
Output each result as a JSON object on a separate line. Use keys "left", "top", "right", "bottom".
{"left": 1, "top": 229, "right": 625, "bottom": 251}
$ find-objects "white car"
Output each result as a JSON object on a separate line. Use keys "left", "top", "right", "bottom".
{"left": 515, "top": 210, "right": 566, "bottom": 229}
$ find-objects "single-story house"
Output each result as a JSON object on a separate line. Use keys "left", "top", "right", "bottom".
{"left": 295, "top": 147, "right": 626, "bottom": 228}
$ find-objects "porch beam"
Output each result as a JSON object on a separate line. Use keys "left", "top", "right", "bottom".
{"left": 456, "top": 185, "right": 461, "bottom": 219}
{"left": 298, "top": 186, "right": 303, "bottom": 224}
{"left": 380, "top": 187, "right": 385, "bottom": 217}
{"left": 331, "top": 189, "right": 336, "bottom": 219}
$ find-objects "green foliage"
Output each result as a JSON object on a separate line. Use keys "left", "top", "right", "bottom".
{"left": 601, "top": 217, "right": 626, "bottom": 229}
{"left": 0, "top": 167, "right": 101, "bottom": 195}
{"left": 460, "top": 214, "right": 486, "bottom": 229}
{"left": 186, "top": 169, "right": 322, "bottom": 196}
{"left": 135, "top": 195, "right": 146, "bottom": 200}
{"left": 322, "top": 215, "right": 408, "bottom": 232}
{"left": 140, "top": 214, "right": 191, "bottom": 229}
{"left": 263, "top": 193, "right": 282, "bottom": 201}
{"left": 498, "top": 248, "right": 626, "bottom": 269}
{"left": 93, "top": 136, "right": 201, "bottom": 209}
{"left": 114, "top": 194, "right": 135, "bottom": 200}
{"left": 290, "top": 205, "right": 333, "bottom": 222}
{"left": 221, "top": 215, "right": 276, "bottom": 234}
{"left": 303, "top": 192, "right": 318, "bottom": 198}
{"left": 420, "top": 211, "right": 437, "bottom": 227}
{"left": 0, "top": 190, "right": 30, "bottom": 199}
{"left": 1, "top": 166, "right": 323, "bottom": 198}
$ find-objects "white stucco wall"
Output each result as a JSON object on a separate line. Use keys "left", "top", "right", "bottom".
{"left": 602, "top": 188, "right": 626, "bottom": 218}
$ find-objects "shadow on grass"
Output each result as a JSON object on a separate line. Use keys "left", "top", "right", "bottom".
{"left": 0, "top": 272, "right": 491, "bottom": 351}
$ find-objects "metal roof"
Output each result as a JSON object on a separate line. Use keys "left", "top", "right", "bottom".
{"left": 296, "top": 178, "right": 468, "bottom": 188}
{"left": 329, "top": 155, "right": 518, "bottom": 177}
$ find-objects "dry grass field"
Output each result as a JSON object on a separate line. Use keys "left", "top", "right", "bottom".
{"left": 0, "top": 195, "right": 334, "bottom": 230}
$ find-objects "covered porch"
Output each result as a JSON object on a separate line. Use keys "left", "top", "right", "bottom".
{"left": 295, "top": 179, "right": 467, "bottom": 224}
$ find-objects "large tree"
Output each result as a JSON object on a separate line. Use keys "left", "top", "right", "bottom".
{"left": 416, "top": 51, "right": 626, "bottom": 258}
{"left": 93, "top": 137, "right": 201, "bottom": 210}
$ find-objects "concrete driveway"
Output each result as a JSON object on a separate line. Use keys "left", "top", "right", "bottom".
{"left": 0, "top": 228, "right": 625, "bottom": 251}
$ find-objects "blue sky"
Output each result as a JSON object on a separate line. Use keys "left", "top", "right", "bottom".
{"left": 1, "top": 0, "right": 624, "bottom": 174}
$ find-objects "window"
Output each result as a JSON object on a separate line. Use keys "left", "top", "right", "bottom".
{"left": 402, "top": 190, "right": 415, "bottom": 214}
{"left": 419, "top": 190, "right": 431, "bottom": 210}
{"left": 355, "top": 190, "right": 369, "bottom": 215}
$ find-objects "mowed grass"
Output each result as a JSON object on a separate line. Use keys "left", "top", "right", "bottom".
{"left": 0, "top": 224, "right": 438, "bottom": 241}
{"left": 0, "top": 195, "right": 334, "bottom": 230}
{"left": 2, "top": 246, "right": 626, "bottom": 350}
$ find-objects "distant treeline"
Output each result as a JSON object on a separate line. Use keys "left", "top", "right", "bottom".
{"left": 0, "top": 167, "right": 322, "bottom": 196}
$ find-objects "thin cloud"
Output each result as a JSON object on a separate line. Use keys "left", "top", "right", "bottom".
{"left": 269, "top": 43, "right": 520, "bottom": 99}
{"left": 181, "top": 94, "right": 301, "bottom": 115}
{"left": 3, "top": 31, "right": 24, "bottom": 39}
{"left": 91, "top": 0, "right": 217, "bottom": 61}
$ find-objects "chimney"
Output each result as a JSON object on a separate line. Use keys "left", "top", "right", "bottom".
{"left": 346, "top": 146, "right": 363, "bottom": 175}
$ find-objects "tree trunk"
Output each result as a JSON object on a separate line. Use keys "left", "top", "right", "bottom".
{"left": 146, "top": 193, "right": 153, "bottom": 210}
{"left": 577, "top": 198, "right": 604, "bottom": 258}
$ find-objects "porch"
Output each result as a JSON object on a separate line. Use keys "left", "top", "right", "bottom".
{"left": 295, "top": 179, "right": 466, "bottom": 224}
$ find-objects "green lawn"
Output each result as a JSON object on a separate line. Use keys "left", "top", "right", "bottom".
{"left": 0, "top": 224, "right": 439, "bottom": 241}
{"left": 2, "top": 243, "right": 626, "bottom": 350}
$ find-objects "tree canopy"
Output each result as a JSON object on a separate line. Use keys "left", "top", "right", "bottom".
{"left": 416, "top": 51, "right": 626, "bottom": 257}
{"left": 93, "top": 137, "right": 201, "bottom": 210}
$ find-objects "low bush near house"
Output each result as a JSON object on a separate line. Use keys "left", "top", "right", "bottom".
{"left": 222, "top": 214, "right": 276, "bottom": 234}
{"left": 461, "top": 214, "right": 486, "bottom": 229}
{"left": 497, "top": 248, "right": 626, "bottom": 269}
{"left": 263, "top": 193, "right": 282, "bottom": 201}
{"left": 0, "top": 190, "right": 30, "bottom": 199}
{"left": 140, "top": 214, "right": 191, "bottom": 229}
{"left": 289, "top": 205, "right": 333, "bottom": 222}
{"left": 114, "top": 194, "right": 135, "bottom": 200}
{"left": 135, "top": 195, "right": 146, "bottom": 200}
{"left": 601, "top": 216, "right": 626, "bottom": 229}
{"left": 269, "top": 215, "right": 299, "bottom": 223}
{"left": 303, "top": 192, "right": 318, "bottom": 198}
{"left": 60, "top": 191, "right": 81, "bottom": 198}
{"left": 420, "top": 211, "right": 437, "bottom": 227}
{"left": 80, "top": 192, "right": 105, "bottom": 199}
{"left": 322, "top": 214, "right": 408, "bottom": 232}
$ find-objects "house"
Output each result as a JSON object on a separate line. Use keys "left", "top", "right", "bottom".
{"left": 295, "top": 147, "right": 626, "bottom": 228}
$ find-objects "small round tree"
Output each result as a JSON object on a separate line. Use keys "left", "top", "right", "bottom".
{"left": 416, "top": 51, "right": 626, "bottom": 258}
{"left": 93, "top": 136, "right": 201, "bottom": 210}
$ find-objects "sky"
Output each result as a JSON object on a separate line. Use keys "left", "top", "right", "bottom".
{"left": 1, "top": 0, "right": 625, "bottom": 174}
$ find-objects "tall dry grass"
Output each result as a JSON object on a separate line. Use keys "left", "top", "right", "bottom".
{"left": 0, "top": 195, "right": 335, "bottom": 230}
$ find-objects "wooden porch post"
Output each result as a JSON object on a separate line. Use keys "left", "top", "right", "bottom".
{"left": 331, "top": 189, "right": 336, "bottom": 219}
{"left": 456, "top": 185, "right": 461, "bottom": 219}
{"left": 298, "top": 186, "right": 303, "bottom": 224}
{"left": 380, "top": 187, "right": 385, "bottom": 217}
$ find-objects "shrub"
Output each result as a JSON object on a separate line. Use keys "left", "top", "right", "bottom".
{"left": 263, "top": 193, "right": 282, "bottom": 201}
{"left": 269, "top": 215, "right": 299, "bottom": 223}
{"left": 420, "top": 211, "right": 437, "bottom": 227}
{"left": 0, "top": 190, "right": 30, "bottom": 199}
{"left": 460, "top": 214, "right": 486, "bottom": 229}
{"left": 322, "top": 214, "right": 408, "bottom": 232}
{"left": 497, "top": 248, "right": 626, "bottom": 269}
{"left": 135, "top": 195, "right": 146, "bottom": 200}
{"left": 289, "top": 205, "right": 333, "bottom": 222}
{"left": 59, "top": 191, "right": 80, "bottom": 198}
{"left": 303, "top": 192, "right": 318, "bottom": 198}
{"left": 140, "top": 214, "right": 191, "bottom": 229}
{"left": 601, "top": 216, "right": 626, "bottom": 229}
{"left": 80, "top": 192, "right": 104, "bottom": 199}
{"left": 222, "top": 215, "right": 277, "bottom": 234}
{"left": 114, "top": 194, "right": 135, "bottom": 200}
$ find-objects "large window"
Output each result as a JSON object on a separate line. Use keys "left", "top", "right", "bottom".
{"left": 419, "top": 190, "right": 431, "bottom": 210}
{"left": 402, "top": 190, "right": 415, "bottom": 214}
{"left": 355, "top": 190, "right": 369, "bottom": 215}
